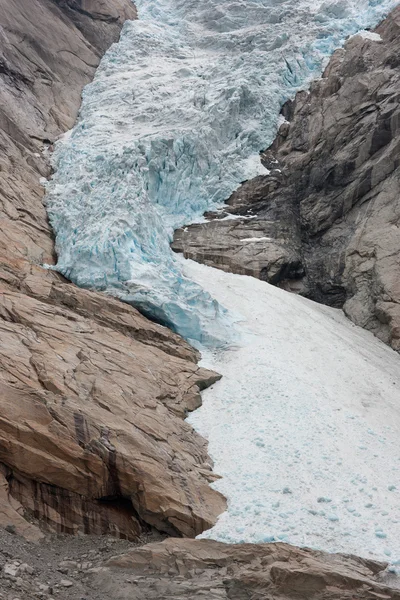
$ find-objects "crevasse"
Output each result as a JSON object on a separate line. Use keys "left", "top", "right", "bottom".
{"left": 45, "top": 0, "right": 398, "bottom": 345}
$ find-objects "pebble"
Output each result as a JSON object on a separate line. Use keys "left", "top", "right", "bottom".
{"left": 59, "top": 560, "right": 77, "bottom": 568}
{"left": 4, "top": 564, "right": 19, "bottom": 577}
{"left": 19, "top": 563, "right": 34, "bottom": 575}
{"left": 60, "top": 579, "right": 73, "bottom": 588}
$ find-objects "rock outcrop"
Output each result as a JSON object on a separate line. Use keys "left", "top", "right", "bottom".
{"left": 173, "top": 10, "right": 400, "bottom": 352}
{"left": 0, "top": 0, "right": 225, "bottom": 540}
{"left": 93, "top": 538, "right": 400, "bottom": 599}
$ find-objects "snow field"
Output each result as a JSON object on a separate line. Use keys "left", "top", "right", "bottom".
{"left": 182, "top": 258, "right": 400, "bottom": 566}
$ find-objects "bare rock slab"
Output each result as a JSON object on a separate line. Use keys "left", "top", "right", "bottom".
{"left": 94, "top": 538, "right": 400, "bottom": 599}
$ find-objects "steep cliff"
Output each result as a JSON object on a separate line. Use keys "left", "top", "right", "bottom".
{"left": 173, "top": 8, "right": 400, "bottom": 352}
{"left": 0, "top": 0, "right": 225, "bottom": 541}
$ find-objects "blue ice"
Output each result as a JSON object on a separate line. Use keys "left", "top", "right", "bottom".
{"left": 44, "top": 0, "right": 399, "bottom": 344}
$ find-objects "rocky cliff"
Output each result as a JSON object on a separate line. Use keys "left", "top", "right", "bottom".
{"left": 0, "top": 0, "right": 226, "bottom": 541}
{"left": 173, "top": 9, "right": 400, "bottom": 352}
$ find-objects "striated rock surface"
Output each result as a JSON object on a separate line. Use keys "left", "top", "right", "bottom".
{"left": 0, "top": 0, "right": 225, "bottom": 540}
{"left": 0, "top": 277, "right": 224, "bottom": 540}
{"left": 173, "top": 9, "right": 400, "bottom": 351}
{"left": 93, "top": 538, "right": 400, "bottom": 599}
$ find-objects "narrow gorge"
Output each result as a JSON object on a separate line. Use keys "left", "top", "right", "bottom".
{"left": 0, "top": 1, "right": 399, "bottom": 599}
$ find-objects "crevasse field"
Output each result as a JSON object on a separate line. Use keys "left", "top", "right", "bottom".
{"left": 45, "top": 0, "right": 398, "bottom": 345}
{"left": 45, "top": 0, "right": 400, "bottom": 566}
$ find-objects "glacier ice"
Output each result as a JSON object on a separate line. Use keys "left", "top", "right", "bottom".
{"left": 183, "top": 257, "right": 400, "bottom": 566}
{"left": 45, "top": 0, "right": 399, "bottom": 344}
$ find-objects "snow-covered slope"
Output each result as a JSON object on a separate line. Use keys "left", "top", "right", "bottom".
{"left": 182, "top": 258, "right": 400, "bottom": 565}
{"left": 44, "top": 0, "right": 399, "bottom": 344}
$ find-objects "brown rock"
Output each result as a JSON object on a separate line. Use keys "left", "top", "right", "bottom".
{"left": 173, "top": 8, "right": 400, "bottom": 351}
{"left": 0, "top": 285, "right": 224, "bottom": 538}
{"left": 0, "top": 0, "right": 225, "bottom": 540}
{"left": 0, "top": 469, "right": 43, "bottom": 542}
{"left": 91, "top": 538, "right": 400, "bottom": 599}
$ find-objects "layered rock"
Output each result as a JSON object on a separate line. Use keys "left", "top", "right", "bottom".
{"left": 92, "top": 538, "right": 400, "bottom": 599}
{"left": 173, "top": 9, "right": 400, "bottom": 351}
{"left": 0, "top": 0, "right": 225, "bottom": 540}
{"left": 0, "top": 278, "right": 224, "bottom": 540}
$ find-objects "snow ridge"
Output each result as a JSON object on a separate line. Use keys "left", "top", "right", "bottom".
{"left": 45, "top": 0, "right": 398, "bottom": 344}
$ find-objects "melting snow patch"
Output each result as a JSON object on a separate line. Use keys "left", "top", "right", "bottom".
{"left": 277, "top": 115, "right": 290, "bottom": 127}
{"left": 242, "top": 154, "right": 270, "bottom": 178}
{"left": 240, "top": 237, "right": 273, "bottom": 243}
{"left": 219, "top": 214, "right": 259, "bottom": 221}
{"left": 353, "top": 30, "right": 383, "bottom": 41}
{"left": 181, "top": 257, "right": 400, "bottom": 566}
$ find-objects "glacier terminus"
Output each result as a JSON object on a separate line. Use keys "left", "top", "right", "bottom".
{"left": 44, "top": 0, "right": 399, "bottom": 346}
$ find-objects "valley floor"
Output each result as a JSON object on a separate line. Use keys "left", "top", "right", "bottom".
{"left": 182, "top": 257, "right": 400, "bottom": 566}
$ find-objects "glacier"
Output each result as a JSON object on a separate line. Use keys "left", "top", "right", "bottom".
{"left": 183, "top": 257, "right": 400, "bottom": 565}
{"left": 44, "top": 0, "right": 400, "bottom": 345}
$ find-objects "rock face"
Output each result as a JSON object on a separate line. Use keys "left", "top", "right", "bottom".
{"left": 173, "top": 10, "right": 400, "bottom": 351}
{"left": 0, "top": 0, "right": 225, "bottom": 540}
{"left": 93, "top": 538, "right": 400, "bottom": 599}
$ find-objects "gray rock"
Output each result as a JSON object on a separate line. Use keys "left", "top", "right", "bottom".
{"left": 3, "top": 564, "right": 19, "bottom": 578}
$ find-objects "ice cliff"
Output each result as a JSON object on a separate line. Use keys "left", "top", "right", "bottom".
{"left": 45, "top": 0, "right": 399, "bottom": 345}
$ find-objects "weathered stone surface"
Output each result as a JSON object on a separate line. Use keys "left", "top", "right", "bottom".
{"left": 0, "top": 468, "right": 44, "bottom": 542}
{"left": 92, "top": 538, "right": 400, "bottom": 599}
{"left": 0, "top": 282, "right": 224, "bottom": 538}
{"left": 173, "top": 9, "right": 400, "bottom": 351}
{"left": 0, "top": 0, "right": 225, "bottom": 540}
{"left": 0, "top": 0, "right": 137, "bottom": 278}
